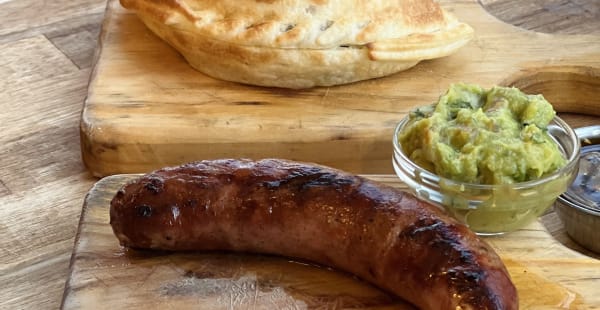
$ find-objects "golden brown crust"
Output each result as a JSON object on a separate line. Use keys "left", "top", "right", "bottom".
{"left": 121, "top": 0, "right": 474, "bottom": 88}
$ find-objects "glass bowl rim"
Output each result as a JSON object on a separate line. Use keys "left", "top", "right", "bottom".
{"left": 392, "top": 114, "right": 581, "bottom": 191}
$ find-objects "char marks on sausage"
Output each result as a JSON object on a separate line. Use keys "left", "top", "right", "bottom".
{"left": 110, "top": 158, "right": 518, "bottom": 310}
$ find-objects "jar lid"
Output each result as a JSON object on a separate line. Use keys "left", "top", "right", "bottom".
{"left": 560, "top": 126, "right": 600, "bottom": 214}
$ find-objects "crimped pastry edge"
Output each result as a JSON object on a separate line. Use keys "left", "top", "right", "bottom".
{"left": 124, "top": 0, "right": 474, "bottom": 88}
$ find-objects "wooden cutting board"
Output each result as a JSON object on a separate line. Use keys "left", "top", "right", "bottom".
{"left": 80, "top": 0, "right": 600, "bottom": 177}
{"left": 61, "top": 175, "right": 600, "bottom": 309}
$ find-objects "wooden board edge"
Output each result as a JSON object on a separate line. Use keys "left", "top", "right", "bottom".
{"left": 60, "top": 174, "right": 131, "bottom": 309}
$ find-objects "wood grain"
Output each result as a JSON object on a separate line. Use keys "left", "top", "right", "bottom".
{"left": 62, "top": 175, "right": 600, "bottom": 309}
{"left": 1, "top": 0, "right": 599, "bottom": 309}
{"left": 0, "top": 1, "right": 105, "bottom": 309}
{"left": 480, "top": 0, "right": 600, "bottom": 35}
{"left": 0, "top": 0, "right": 106, "bottom": 39}
{"left": 80, "top": 0, "right": 600, "bottom": 177}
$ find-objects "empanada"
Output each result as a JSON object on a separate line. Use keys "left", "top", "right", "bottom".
{"left": 121, "top": 0, "right": 474, "bottom": 89}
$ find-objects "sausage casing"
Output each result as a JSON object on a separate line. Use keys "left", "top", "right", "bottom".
{"left": 110, "top": 159, "right": 518, "bottom": 309}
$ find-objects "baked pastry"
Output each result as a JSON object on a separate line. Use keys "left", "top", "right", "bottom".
{"left": 121, "top": 0, "right": 474, "bottom": 89}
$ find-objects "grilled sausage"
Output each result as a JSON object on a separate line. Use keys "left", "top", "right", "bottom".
{"left": 110, "top": 159, "right": 518, "bottom": 309}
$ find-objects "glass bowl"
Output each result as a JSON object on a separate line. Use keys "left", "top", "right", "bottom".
{"left": 392, "top": 115, "right": 580, "bottom": 235}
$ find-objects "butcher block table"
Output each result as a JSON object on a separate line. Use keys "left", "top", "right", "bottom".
{"left": 1, "top": 0, "right": 599, "bottom": 309}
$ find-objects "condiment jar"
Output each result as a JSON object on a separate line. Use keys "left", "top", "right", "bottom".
{"left": 555, "top": 125, "right": 600, "bottom": 254}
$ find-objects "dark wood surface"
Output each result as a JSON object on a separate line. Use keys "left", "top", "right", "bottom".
{"left": 1, "top": 0, "right": 599, "bottom": 309}
{"left": 480, "top": 0, "right": 600, "bottom": 35}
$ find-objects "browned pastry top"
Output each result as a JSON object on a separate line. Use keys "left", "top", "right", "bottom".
{"left": 120, "top": 0, "right": 473, "bottom": 88}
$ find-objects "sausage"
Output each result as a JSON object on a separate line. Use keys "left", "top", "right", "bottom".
{"left": 110, "top": 159, "right": 518, "bottom": 310}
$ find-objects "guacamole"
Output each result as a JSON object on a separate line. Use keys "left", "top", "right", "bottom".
{"left": 399, "top": 83, "right": 567, "bottom": 185}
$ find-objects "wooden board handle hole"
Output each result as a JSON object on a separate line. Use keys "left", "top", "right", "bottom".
{"left": 500, "top": 66, "right": 600, "bottom": 117}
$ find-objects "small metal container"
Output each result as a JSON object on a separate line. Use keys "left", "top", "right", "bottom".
{"left": 555, "top": 125, "right": 600, "bottom": 254}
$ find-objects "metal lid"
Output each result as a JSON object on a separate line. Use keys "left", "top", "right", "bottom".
{"left": 560, "top": 126, "right": 600, "bottom": 214}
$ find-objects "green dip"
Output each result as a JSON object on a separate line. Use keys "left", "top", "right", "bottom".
{"left": 399, "top": 83, "right": 567, "bottom": 185}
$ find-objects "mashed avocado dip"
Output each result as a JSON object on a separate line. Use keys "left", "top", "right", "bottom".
{"left": 399, "top": 83, "right": 567, "bottom": 185}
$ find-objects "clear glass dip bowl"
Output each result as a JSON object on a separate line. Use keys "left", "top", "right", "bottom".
{"left": 392, "top": 115, "right": 580, "bottom": 235}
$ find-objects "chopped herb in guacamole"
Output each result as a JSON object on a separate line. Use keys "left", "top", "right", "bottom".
{"left": 399, "top": 83, "right": 567, "bottom": 184}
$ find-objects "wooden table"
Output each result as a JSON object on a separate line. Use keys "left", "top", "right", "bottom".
{"left": 1, "top": 0, "right": 598, "bottom": 309}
